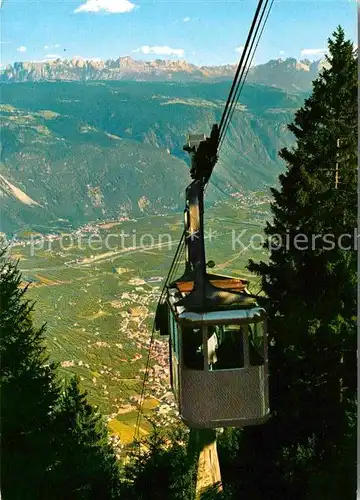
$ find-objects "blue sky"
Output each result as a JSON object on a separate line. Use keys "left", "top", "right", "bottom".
{"left": 1, "top": 0, "right": 357, "bottom": 67}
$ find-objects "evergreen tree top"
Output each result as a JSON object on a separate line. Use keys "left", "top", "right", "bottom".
{"left": 248, "top": 25, "right": 357, "bottom": 318}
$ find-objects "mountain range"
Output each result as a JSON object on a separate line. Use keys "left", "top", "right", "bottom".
{"left": 0, "top": 79, "right": 308, "bottom": 235}
{"left": 1, "top": 56, "right": 328, "bottom": 92}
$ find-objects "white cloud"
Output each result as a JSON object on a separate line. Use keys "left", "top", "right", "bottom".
{"left": 300, "top": 48, "right": 327, "bottom": 57}
{"left": 44, "top": 44, "right": 60, "bottom": 50}
{"left": 17, "top": 46, "right": 27, "bottom": 53}
{"left": 45, "top": 54, "right": 62, "bottom": 59}
{"left": 74, "top": 0, "right": 136, "bottom": 13}
{"left": 132, "top": 45, "right": 185, "bottom": 57}
{"left": 183, "top": 17, "right": 190, "bottom": 22}
{"left": 279, "top": 50, "right": 285, "bottom": 55}
{"left": 235, "top": 46, "right": 244, "bottom": 53}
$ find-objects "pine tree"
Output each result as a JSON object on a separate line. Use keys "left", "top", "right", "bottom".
{"left": 122, "top": 425, "right": 196, "bottom": 500}
{"left": 0, "top": 250, "right": 122, "bottom": 499}
{"left": 247, "top": 26, "right": 357, "bottom": 497}
{"left": 49, "top": 376, "right": 121, "bottom": 499}
{"left": 0, "top": 249, "right": 60, "bottom": 499}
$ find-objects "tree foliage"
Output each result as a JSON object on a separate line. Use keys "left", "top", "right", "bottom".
{"left": 0, "top": 248, "right": 60, "bottom": 499}
{"left": 0, "top": 249, "right": 121, "bottom": 499}
{"left": 243, "top": 25, "right": 357, "bottom": 498}
{"left": 121, "top": 425, "right": 197, "bottom": 500}
{"left": 49, "top": 377, "right": 121, "bottom": 499}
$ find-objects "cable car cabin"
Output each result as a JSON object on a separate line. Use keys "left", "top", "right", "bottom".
{"left": 156, "top": 274, "right": 270, "bottom": 429}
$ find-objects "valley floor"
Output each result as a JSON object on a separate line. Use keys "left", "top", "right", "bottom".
{"left": 8, "top": 202, "right": 269, "bottom": 452}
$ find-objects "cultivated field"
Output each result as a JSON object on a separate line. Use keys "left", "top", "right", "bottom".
{"left": 11, "top": 200, "right": 269, "bottom": 446}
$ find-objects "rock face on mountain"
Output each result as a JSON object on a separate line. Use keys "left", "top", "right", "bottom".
{"left": 0, "top": 56, "right": 326, "bottom": 92}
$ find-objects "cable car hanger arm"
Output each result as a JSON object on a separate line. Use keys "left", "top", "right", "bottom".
{"left": 183, "top": 123, "right": 220, "bottom": 184}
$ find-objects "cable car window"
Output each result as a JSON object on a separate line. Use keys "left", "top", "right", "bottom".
{"left": 207, "top": 326, "right": 218, "bottom": 369}
{"left": 211, "top": 325, "right": 245, "bottom": 370}
{"left": 182, "top": 327, "right": 204, "bottom": 370}
{"left": 248, "top": 322, "right": 265, "bottom": 366}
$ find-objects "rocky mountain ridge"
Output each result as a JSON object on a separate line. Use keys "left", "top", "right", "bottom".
{"left": 1, "top": 56, "right": 328, "bottom": 91}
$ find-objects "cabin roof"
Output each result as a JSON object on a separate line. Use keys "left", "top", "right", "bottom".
{"left": 166, "top": 273, "right": 257, "bottom": 314}
{"left": 174, "top": 276, "right": 248, "bottom": 297}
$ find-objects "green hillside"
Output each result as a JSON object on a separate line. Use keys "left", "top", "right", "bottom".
{"left": 0, "top": 81, "right": 307, "bottom": 234}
